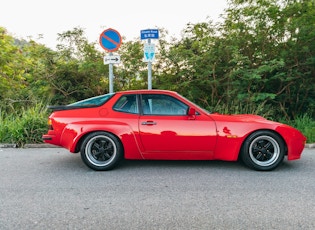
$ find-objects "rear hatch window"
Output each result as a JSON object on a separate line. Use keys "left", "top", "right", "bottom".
{"left": 48, "top": 93, "right": 115, "bottom": 111}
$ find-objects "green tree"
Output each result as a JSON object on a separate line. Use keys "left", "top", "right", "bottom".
{"left": 220, "top": 0, "right": 315, "bottom": 119}
{"left": 115, "top": 39, "right": 147, "bottom": 90}
{"left": 0, "top": 27, "right": 28, "bottom": 112}
{"left": 49, "top": 27, "right": 108, "bottom": 104}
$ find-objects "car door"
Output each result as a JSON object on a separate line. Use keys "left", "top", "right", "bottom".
{"left": 138, "top": 94, "right": 217, "bottom": 160}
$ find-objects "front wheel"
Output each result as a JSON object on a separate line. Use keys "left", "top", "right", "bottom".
{"left": 240, "top": 131, "right": 285, "bottom": 171}
{"left": 80, "top": 132, "right": 123, "bottom": 171}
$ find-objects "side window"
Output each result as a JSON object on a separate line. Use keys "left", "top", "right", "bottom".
{"left": 141, "top": 94, "right": 189, "bottom": 115}
{"left": 113, "top": 95, "right": 138, "bottom": 114}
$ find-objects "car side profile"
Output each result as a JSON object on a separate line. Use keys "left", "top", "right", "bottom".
{"left": 42, "top": 90, "right": 306, "bottom": 171}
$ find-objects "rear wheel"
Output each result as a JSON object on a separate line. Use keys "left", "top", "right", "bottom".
{"left": 241, "top": 131, "right": 285, "bottom": 171}
{"left": 80, "top": 132, "right": 123, "bottom": 171}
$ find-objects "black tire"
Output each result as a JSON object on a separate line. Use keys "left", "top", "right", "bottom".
{"left": 80, "top": 132, "right": 123, "bottom": 171}
{"left": 240, "top": 130, "right": 285, "bottom": 171}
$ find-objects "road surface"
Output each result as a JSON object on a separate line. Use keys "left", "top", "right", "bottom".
{"left": 0, "top": 147, "right": 314, "bottom": 229}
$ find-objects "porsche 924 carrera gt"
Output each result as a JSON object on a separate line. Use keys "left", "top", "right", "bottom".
{"left": 42, "top": 90, "right": 306, "bottom": 171}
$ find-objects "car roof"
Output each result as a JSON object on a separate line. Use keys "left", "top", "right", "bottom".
{"left": 115, "top": 89, "right": 177, "bottom": 95}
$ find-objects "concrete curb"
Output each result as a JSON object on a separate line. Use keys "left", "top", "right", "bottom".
{"left": 305, "top": 143, "right": 315, "bottom": 148}
{"left": 0, "top": 143, "right": 60, "bottom": 148}
{"left": 23, "top": 143, "right": 61, "bottom": 148}
{"left": 0, "top": 143, "right": 17, "bottom": 148}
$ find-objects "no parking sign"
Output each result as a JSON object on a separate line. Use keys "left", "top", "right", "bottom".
{"left": 99, "top": 28, "right": 122, "bottom": 52}
{"left": 99, "top": 28, "right": 122, "bottom": 93}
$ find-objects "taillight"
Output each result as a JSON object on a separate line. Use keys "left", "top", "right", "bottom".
{"left": 48, "top": 119, "right": 53, "bottom": 130}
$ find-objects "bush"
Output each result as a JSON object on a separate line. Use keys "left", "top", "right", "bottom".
{"left": 0, "top": 103, "right": 314, "bottom": 147}
{"left": 0, "top": 104, "right": 49, "bottom": 147}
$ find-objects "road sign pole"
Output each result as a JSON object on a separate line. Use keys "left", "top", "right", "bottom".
{"left": 147, "top": 39, "right": 152, "bottom": 90}
{"left": 109, "top": 52, "right": 114, "bottom": 93}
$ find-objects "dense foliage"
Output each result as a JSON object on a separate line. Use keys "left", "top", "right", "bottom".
{"left": 0, "top": 0, "right": 314, "bottom": 145}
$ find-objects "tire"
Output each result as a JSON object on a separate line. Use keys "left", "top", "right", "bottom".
{"left": 240, "top": 131, "right": 285, "bottom": 171}
{"left": 80, "top": 132, "right": 123, "bottom": 171}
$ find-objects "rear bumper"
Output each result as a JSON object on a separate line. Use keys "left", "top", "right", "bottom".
{"left": 42, "top": 131, "right": 75, "bottom": 152}
{"left": 42, "top": 135, "right": 53, "bottom": 141}
{"left": 42, "top": 134, "right": 59, "bottom": 146}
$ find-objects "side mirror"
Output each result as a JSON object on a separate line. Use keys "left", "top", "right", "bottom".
{"left": 187, "top": 107, "right": 196, "bottom": 120}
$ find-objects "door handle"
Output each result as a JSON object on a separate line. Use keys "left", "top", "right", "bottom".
{"left": 141, "top": 121, "right": 157, "bottom": 125}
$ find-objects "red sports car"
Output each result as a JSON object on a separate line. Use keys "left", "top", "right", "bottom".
{"left": 42, "top": 90, "right": 306, "bottom": 171}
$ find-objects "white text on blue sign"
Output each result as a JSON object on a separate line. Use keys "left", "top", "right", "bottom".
{"left": 141, "top": 29, "right": 159, "bottom": 40}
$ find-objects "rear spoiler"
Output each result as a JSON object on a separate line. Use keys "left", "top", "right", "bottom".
{"left": 47, "top": 105, "right": 98, "bottom": 111}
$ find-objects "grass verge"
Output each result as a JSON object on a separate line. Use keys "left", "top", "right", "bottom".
{"left": 0, "top": 105, "right": 314, "bottom": 146}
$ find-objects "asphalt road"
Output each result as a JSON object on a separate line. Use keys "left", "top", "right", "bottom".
{"left": 0, "top": 147, "right": 315, "bottom": 230}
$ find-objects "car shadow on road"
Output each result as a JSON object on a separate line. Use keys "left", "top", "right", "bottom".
{"left": 51, "top": 152, "right": 303, "bottom": 173}
{"left": 118, "top": 158, "right": 303, "bottom": 173}
{"left": 119, "top": 159, "right": 247, "bottom": 171}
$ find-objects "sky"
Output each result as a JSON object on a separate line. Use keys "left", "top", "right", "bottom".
{"left": 1, "top": 0, "right": 228, "bottom": 50}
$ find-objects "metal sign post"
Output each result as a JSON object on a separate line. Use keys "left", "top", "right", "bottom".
{"left": 108, "top": 53, "right": 114, "bottom": 93}
{"left": 99, "top": 28, "right": 122, "bottom": 93}
{"left": 147, "top": 39, "right": 152, "bottom": 90}
{"left": 141, "top": 29, "right": 159, "bottom": 90}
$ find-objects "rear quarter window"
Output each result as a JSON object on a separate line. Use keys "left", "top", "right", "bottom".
{"left": 113, "top": 95, "right": 138, "bottom": 114}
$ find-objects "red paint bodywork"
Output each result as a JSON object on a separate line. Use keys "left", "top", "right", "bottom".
{"left": 42, "top": 90, "right": 306, "bottom": 162}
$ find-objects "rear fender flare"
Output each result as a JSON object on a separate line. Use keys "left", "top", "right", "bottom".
{"left": 61, "top": 123, "right": 142, "bottom": 159}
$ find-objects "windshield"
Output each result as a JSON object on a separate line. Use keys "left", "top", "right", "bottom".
{"left": 68, "top": 93, "right": 115, "bottom": 107}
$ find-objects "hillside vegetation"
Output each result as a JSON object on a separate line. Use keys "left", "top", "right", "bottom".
{"left": 0, "top": 0, "right": 314, "bottom": 145}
